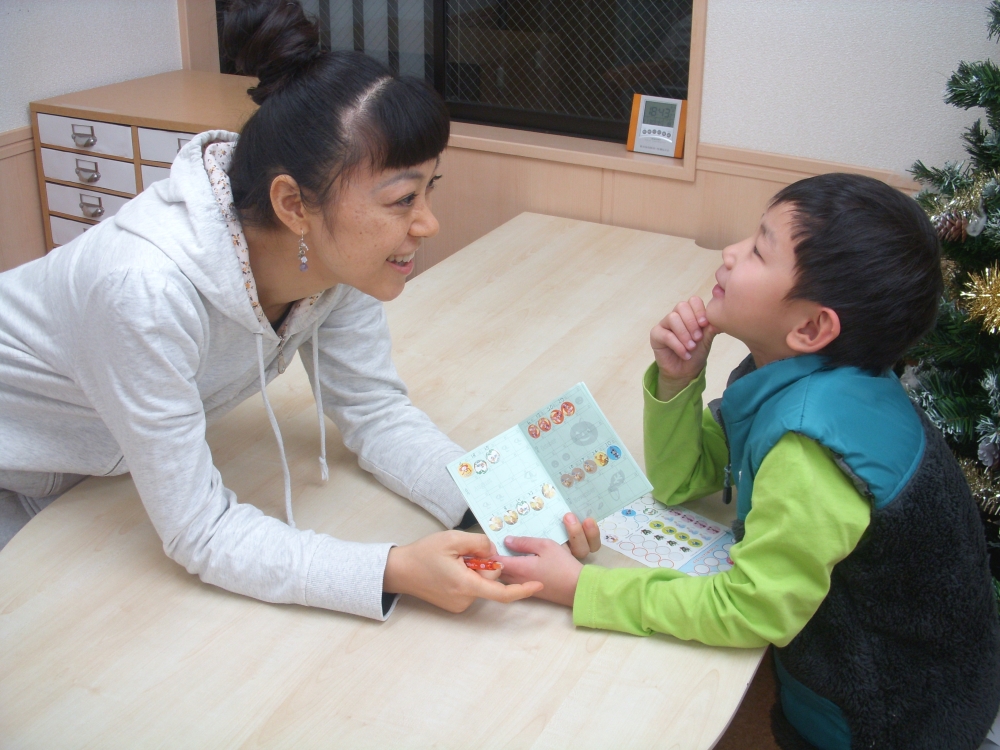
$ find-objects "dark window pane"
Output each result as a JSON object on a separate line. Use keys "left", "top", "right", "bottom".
{"left": 217, "top": 0, "right": 693, "bottom": 142}
{"left": 442, "top": 0, "right": 690, "bottom": 139}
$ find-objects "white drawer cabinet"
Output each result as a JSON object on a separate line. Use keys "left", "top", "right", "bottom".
{"left": 37, "top": 114, "right": 134, "bottom": 159}
{"left": 31, "top": 70, "right": 257, "bottom": 252}
{"left": 138, "top": 128, "right": 196, "bottom": 163}
{"left": 141, "top": 164, "right": 171, "bottom": 187}
{"left": 49, "top": 216, "right": 89, "bottom": 246}
{"left": 45, "top": 182, "right": 131, "bottom": 223}
{"left": 41, "top": 148, "right": 137, "bottom": 195}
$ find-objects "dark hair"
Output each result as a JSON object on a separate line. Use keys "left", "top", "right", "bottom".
{"left": 770, "top": 173, "right": 943, "bottom": 373}
{"left": 220, "top": 0, "right": 450, "bottom": 227}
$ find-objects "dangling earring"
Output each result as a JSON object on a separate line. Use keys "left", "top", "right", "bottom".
{"left": 298, "top": 230, "right": 309, "bottom": 272}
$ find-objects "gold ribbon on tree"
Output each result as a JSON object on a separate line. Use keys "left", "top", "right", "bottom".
{"left": 962, "top": 264, "right": 1000, "bottom": 334}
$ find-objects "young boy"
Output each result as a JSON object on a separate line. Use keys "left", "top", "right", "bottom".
{"left": 501, "top": 174, "right": 1000, "bottom": 749}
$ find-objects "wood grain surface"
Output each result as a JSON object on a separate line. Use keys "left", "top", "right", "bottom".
{"left": 0, "top": 213, "right": 758, "bottom": 749}
{"left": 29, "top": 71, "right": 258, "bottom": 134}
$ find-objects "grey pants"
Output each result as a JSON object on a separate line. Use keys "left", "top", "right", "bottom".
{"left": 0, "top": 470, "right": 85, "bottom": 551}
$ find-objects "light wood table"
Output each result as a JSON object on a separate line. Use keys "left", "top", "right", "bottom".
{"left": 0, "top": 213, "right": 757, "bottom": 749}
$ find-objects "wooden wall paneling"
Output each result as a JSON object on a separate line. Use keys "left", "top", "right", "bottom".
{"left": 695, "top": 171, "right": 787, "bottom": 250}
{"left": 510, "top": 155, "right": 603, "bottom": 223}
{"left": 600, "top": 170, "right": 615, "bottom": 225}
{"left": 697, "top": 143, "right": 919, "bottom": 193}
{"left": 0, "top": 127, "right": 46, "bottom": 272}
{"left": 448, "top": 121, "right": 691, "bottom": 181}
{"left": 418, "top": 147, "right": 514, "bottom": 275}
{"left": 607, "top": 169, "right": 702, "bottom": 239}
{"left": 418, "top": 149, "right": 605, "bottom": 274}
{"left": 178, "top": 0, "right": 221, "bottom": 73}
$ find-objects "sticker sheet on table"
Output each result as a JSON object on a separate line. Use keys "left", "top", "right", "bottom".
{"left": 448, "top": 383, "right": 652, "bottom": 555}
{"left": 600, "top": 494, "right": 734, "bottom": 575}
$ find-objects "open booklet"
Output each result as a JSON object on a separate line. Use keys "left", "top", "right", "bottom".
{"left": 447, "top": 383, "right": 653, "bottom": 555}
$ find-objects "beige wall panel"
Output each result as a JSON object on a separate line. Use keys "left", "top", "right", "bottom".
{"left": 418, "top": 149, "right": 604, "bottom": 275}
{"left": 422, "top": 151, "right": 788, "bottom": 274}
{"left": 607, "top": 170, "right": 702, "bottom": 239}
{"left": 695, "top": 171, "right": 787, "bottom": 250}
{"left": 418, "top": 147, "right": 514, "bottom": 275}
{"left": 511, "top": 155, "right": 603, "bottom": 222}
{"left": 0, "top": 141, "right": 45, "bottom": 273}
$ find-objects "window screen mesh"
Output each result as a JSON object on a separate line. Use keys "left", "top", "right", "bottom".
{"left": 219, "top": 0, "right": 692, "bottom": 141}
{"left": 442, "top": 1, "right": 691, "bottom": 128}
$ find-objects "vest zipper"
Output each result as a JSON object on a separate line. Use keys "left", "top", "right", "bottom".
{"left": 717, "top": 408, "right": 733, "bottom": 505}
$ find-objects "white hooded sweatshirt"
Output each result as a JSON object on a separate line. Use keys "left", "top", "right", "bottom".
{"left": 0, "top": 131, "right": 468, "bottom": 620}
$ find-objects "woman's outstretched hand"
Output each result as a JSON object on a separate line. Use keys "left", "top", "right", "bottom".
{"left": 383, "top": 530, "right": 543, "bottom": 613}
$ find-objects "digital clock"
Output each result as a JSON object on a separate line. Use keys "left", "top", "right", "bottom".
{"left": 626, "top": 94, "right": 687, "bottom": 159}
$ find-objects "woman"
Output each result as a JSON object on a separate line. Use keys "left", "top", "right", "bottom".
{"left": 0, "top": 0, "right": 598, "bottom": 619}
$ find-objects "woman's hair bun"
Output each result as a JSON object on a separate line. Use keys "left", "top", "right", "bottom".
{"left": 221, "top": 0, "right": 322, "bottom": 105}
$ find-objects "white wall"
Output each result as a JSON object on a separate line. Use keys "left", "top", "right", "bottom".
{"left": 0, "top": 0, "right": 183, "bottom": 134}
{"left": 701, "top": 0, "right": 1000, "bottom": 174}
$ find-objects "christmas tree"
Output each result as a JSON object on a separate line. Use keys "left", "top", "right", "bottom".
{"left": 908, "top": 0, "right": 1000, "bottom": 592}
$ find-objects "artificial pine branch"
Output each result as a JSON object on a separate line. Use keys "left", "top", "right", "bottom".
{"left": 963, "top": 120, "right": 1000, "bottom": 172}
{"left": 911, "top": 161, "right": 969, "bottom": 194}
{"left": 988, "top": 0, "right": 1000, "bottom": 41}
{"left": 913, "top": 301, "right": 993, "bottom": 365}
{"left": 946, "top": 59, "right": 1000, "bottom": 111}
{"left": 919, "top": 369, "right": 988, "bottom": 441}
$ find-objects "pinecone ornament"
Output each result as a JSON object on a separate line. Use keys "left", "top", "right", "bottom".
{"left": 935, "top": 211, "right": 968, "bottom": 243}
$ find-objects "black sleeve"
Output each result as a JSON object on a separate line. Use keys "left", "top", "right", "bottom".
{"left": 454, "top": 509, "right": 478, "bottom": 530}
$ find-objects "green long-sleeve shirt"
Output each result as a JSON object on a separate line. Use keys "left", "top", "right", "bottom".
{"left": 572, "top": 364, "right": 871, "bottom": 648}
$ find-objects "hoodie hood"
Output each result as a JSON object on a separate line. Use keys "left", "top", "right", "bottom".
{"left": 112, "top": 130, "right": 270, "bottom": 336}
{"left": 202, "top": 139, "right": 321, "bottom": 339}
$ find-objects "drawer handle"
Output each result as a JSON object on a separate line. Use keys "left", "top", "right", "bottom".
{"left": 79, "top": 194, "right": 104, "bottom": 219}
{"left": 74, "top": 159, "right": 101, "bottom": 183}
{"left": 71, "top": 124, "right": 97, "bottom": 148}
{"left": 177, "top": 137, "right": 191, "bottom": 153}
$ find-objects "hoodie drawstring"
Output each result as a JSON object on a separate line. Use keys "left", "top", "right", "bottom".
{"left": 255, "top": 332, "right": 295, "bottom": 528}
{"left": 312, "top": 321, "right": 329, "bottom": 482}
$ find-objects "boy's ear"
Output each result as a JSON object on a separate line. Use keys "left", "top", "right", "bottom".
{"left": 786, "top": 305, "right": 840, "bottom": 355}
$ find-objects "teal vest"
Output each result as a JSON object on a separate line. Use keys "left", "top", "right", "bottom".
{"left": 720, "top": 354, "right": 923, "bottom": 526}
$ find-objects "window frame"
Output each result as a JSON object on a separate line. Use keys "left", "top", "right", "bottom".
{"left": 431, "top": 0, "right": 699, "bottom": 145}
{"left": 215, "top": 0, "right": 705, "bottom": 181}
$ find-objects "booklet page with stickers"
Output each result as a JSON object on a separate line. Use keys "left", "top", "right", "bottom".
{"left": 599, "top": 494, "right": 735, "bottom": 574}
{"left": 447, "top": 383, "right": 652, "bottom": 555}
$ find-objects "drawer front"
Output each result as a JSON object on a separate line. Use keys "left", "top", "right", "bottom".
{"left": 46, "top": 182, "right": 130, "bottom": 223}
{"left": 37, "top": 113, "right": 133, "bottom": 159}
{"left": 141, "top": 164, "right": 171, "bottom": 189}
{"left": 41, "top": 148, "right": 136, "bottom": 195}
{"left": 138, "top": 128, "right": 196, "bottom": 163}
{"left": 50, "top": 215, "right": 89, "bottom": 246}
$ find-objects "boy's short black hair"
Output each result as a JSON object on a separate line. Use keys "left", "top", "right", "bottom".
{"left": 771, "top": 173, "right": 943, "bottom": 373}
